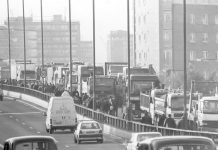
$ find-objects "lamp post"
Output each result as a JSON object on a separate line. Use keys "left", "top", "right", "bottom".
{"left": 7, "top": 0, "right": 11, "bottom": 84}
{"left": 69, "top": 0, "right": 72, "bottom": 94}
{"left": 127, "top": 0, "right": 131, "bottom": 122}
{"left": 22, "top": 0, "right": 27, "bottom": 88}
{"left": 40, "top": 0, "right": 44, "bottom": 92}
{"left": 92, "top": 0, "right": 96, "bottom": 112}
{"left": 183, "top": 0, "right": 188, "bottom": 129}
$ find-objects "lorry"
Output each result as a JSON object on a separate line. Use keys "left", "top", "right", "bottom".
{"left": 104, "top": 62, "right": 127, "bottom": 77}
{"left": 11, "top": 61, "right": 37, "bottom": 83}
{"left": 140, "top": 89, "right": 200, "bottom": 125}
{"left": 188, "top": 80, "right": 218, "bottom": 132}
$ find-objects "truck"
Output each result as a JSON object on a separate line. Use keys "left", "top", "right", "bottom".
{"left": 84, "top": 75, "right": 116, "bottom": 101}
{"left": 104, "top": 62, "right": 127, "bottom": 77}
{"left": 0, "top": 66, "right": 10, "bottom": 80}
{"left": 188, "top": 80, "right": 218, "bottom": 132}
{"left": 11, "top": 61, "right": 37, "bottom": 83}
{"left": 140, "top": 89, "right": 199, "bottom": 125}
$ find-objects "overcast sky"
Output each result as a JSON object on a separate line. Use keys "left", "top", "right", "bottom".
{"left": 0, "top": 0, "right": 130, "bottom": 63}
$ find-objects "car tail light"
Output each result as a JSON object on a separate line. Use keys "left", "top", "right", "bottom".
{"left": 50, "top": 119, "right": 52, "bottom": 125}
{"left": 99, "top": 130, "right": 102, "bottom": 134}
{"left": 79, "top": 130, "right": 83, "bottom": 134}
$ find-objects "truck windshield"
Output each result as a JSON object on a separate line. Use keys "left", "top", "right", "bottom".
{"left": 171, "top": 96, "right": 189, "bottom": 111}
{"left": 203, "top": 100, "right": 218, "bottom": 114}
{"left": 110, "top": 66, "right": 124, "bottom": 74}
{"left": 131, "top": 81, "right": 153, "bottom": 94}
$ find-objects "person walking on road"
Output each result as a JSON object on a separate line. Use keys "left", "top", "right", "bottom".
{"left": 158, "top": 114, "right": 166, "bottom": 126}
{"left": 164, "top": 114, "right": 176, "bottom": 128}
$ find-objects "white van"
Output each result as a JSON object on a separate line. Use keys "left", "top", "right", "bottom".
{"left": 45, "top": 91, "right": 77, "bottom": 134}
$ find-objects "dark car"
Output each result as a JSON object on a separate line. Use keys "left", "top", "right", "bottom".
{"left": 137, "top": 136, "right": 217, "bottom": 150}
{"left": 3, "top": 135, "right": 58, "bottom": 150}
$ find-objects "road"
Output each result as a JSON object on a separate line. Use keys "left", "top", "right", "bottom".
{"left": 0, "top": 97, "right": 125, "bottom": 150}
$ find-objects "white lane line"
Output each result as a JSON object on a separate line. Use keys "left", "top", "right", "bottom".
{"left": 17, "top": 100, "right": 46, "bottom": 112}
{"left": 0, "top": 112, "right": 41, "bottom": 116}
{"left": 37, "top": 131, "right": 41, "bottom": 134}
{"left": 0, "top": 143, "right": 3, "bottom": 148}
{"left": 29, "top": 127, "right": 33, "bottom": 129}
{"left": 65, "top": 145, "right": 70, "bottom": 148}
{"left": 22, "top": 122, "right": 26, "bottom": 125}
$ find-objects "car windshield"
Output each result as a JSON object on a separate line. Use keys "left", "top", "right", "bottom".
{"left": 15, "top": 141, "right": 57, "bottom": 150}
{"left": 158, "top": 143, "right": 212, "bottom": 150}
{"left": 80, "top": 122, "right": 100, "bottom": 129}
{"left": 137, "top": 134, "right": 161, "bottom": 142}
{"left": 203, "top": 100, "right": 218, "bottom": 114}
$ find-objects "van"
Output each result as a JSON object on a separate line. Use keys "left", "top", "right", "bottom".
{"left": 45, "top": 91, "right": 77, "bottom": 134}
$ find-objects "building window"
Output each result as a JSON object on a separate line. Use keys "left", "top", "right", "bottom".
{"left": 190, "top": 14, "right": 195, "bottom": 24}
{"left": 190, "top": 51, "right": 196, "bottom": 61}
{"left": 163, "top": 12, "right": 171, "bottom": 24}
{"left": 215, "top": 16, "right": 218, "bottom": 25}
{"left": 189, "top": 33, "right": 196, "bottom": 43}
{"left": 202, "top": 33, "right": 208, "bottom": 43}
{"left": 202, "top": 51, "right": 208, "bottom": 59}
{"left": 163, "top": 31, "right": 169, "bottom": 41}
{"left": 202, "top": 14, "right": 208, "bottom": 25}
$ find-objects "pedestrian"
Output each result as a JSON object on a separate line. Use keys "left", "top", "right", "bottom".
{"left": 164, "top": 114, "right": 176, "bottom": 128}
{"left": 141, "top": 111, "right": 152, "bottom": 125}
{"left": 188, "top": 117, "right": 198, "bottom": 130}
{"left": 158, "top": 114, "right": 166, "bottom": 126}
{"left": 177, "top": 115, "right": 188, "bottom": 129}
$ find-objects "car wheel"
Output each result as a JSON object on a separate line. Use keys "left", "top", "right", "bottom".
{"left": 77, "top": 138, "right": 81, "bottom": 144}
{"left": 98, "top": 139, "right": 103, "bottom": 143}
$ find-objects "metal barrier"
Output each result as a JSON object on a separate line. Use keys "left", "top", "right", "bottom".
{"left": 2, "top": 84, "right": 218, "bottom": 141}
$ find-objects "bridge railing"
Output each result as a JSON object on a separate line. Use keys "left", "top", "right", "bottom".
{"left": 2, "top": 84, "right": 218, "bottom": 141}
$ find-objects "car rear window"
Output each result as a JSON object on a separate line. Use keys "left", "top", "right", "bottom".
{"left": 80, "top": 122, "right": 100, "bottom": 129}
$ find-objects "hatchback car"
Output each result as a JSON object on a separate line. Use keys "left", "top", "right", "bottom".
{"left": 137, "top": 136, "right": 217, "bottom": 150}
{"left": 74, "top": 120, "right": 103, "bottom": 144}
{"left": 126, "top": 132, "right": 162, "bottom": 150}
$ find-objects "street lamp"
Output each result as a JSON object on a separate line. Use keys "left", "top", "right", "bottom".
{"left": 7, "top": 0, "right": 11, "bottom": 84}
{"left": 69, "top": 0, "right": 72, "bottom": 94}
{"left": 22, "top": 0, "right": 27, "bottom": 88}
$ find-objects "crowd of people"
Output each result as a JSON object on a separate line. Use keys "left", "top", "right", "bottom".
{"left": 140, "top": 111, "right": 198, "bottom": 130}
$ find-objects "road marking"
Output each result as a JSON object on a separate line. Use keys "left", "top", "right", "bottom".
{"left": 65, "top": 145, "right": 70, "bottom": 148}
{"left": 16, "top": 119, "right": 19, "bottom": 122}
{"left": 29, "top": 127, "right": 33, "bottom": 129}
{"left": 17, "top": 100, "right": 46, "bottom": 112}
{"left": 22, "top": 122, "right": 26, "bottom": 125}
{"left": 0, "top": 143, "right": 3, "bottom": 148}
{"left": 0, "top": 112, "right": 41, "bottom": 116}
{"left": 37, "top": 131, "right": 41, "bottom": 134}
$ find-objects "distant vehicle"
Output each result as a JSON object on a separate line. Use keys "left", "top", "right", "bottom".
{"left": 45, "top": 92, "right": 77, "bottom": 134}
{"left": 3, "top": 135, "right": 58, "bottom": 150}
{"left": 77, "top": 65, "right": 104, "bottom": 95}
{"left": 0, "top": 87, "right": 3, "bottom": 101}
{"left": 126, "top": 132, "right": 162, "bottom": 150}
{"left": 74, "top": 120, "right": 103, "bottom": 144}
{"left": 137, "top": 136, "right": 217, "bottom": 150}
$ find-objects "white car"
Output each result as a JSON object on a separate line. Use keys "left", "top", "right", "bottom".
{"left": 74, "top": 120, "right": 103, "bottom": 144}
{"left": 126, "top": 132, "right": 162, "bottom": 150}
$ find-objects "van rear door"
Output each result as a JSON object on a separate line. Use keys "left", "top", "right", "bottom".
{"left": 52, "top": 100, "right": 65, "bottom": 126}
{"left": 62, "top": 100, "right": 76, "bottom": 126}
